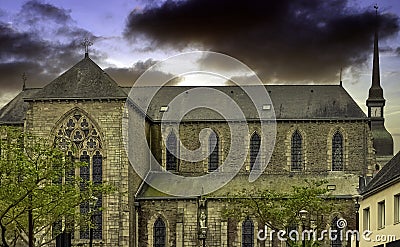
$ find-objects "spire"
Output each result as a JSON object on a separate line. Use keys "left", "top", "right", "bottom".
{"left": 368, "top": 4, "right": 384, "bottom": 100}
{"left": 372, "top": 4, "right": 380, "bottom": 88}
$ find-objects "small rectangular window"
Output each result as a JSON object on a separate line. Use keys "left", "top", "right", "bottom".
{"left": 395, "top": 194, "right": 400, "bottom": 224}
{"left": 378, "top": 201, "right": 385, "bottom": 229}
{"left": 160, "top": 106, "right": 169, "bottom": 112}
{"left": 363, "top": 207, "right": 370, "bottom": 231}
{"left": 262, "top": 104, "right": 271, "bottom": 110}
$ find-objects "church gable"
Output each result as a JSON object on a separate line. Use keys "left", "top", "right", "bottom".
{"left": 30, "top": 56, "right": 127, "bottom": 100}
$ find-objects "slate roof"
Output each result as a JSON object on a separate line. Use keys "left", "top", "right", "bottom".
{"left": 136, "top": 173, "right": 360, "bottom": 199}
{"left": 0, "top": 88, "right": 41, "bottom": 125}
{"left": 362, "top": 151, "right": 400, "bottom": 197}
{"left": 28, "top": 56, "right": 127, "bottom": 100}
{"left": 125, "top": 85, "right": 366, "bottom": 121}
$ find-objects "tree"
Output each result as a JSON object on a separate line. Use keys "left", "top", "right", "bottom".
{"left": 0, "top": 127, "right": 114, "bottom": 247}
{"left": 222, "top": 180, "right": 339, "bottom": 247}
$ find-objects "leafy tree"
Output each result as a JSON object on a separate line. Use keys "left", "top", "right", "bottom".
{"left": 0, "top": 127, "right": 114, "bottom": 247}
{"left": 222, "top": 180, "right": 339, "bottom": 247}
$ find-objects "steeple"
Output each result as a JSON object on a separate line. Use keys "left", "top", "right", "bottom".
{"left": 366, "top": 4, "right": 393, "bottom": 159}
{"left": 368, "top": 4, "right": 384, "bottom": 100}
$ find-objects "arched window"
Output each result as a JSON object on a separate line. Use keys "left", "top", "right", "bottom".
{"left": 166, "top": 132, "right": 178, "bottom": 171}
{"left": 332, "top": 132, "right": 343, "bottom": 171}
{"left": 242, "top": 218, "right": 254, "bottom": 247}
{"left": 208, "top": 132, "right": 219, "bottom": 172}
{"left": 53, "top": 110, "right": 103, "bottom": 240}
{"left": 154, "top": 217, "right": 166, "bottom": 247}
{"left": 291, "top": 131, "right": 303, "bottom": 171}
{"left": 330, "top": 216, "right": 342, "bottom": 247}
{"left": 250, "top": 133, "right": 261, "bottom": 170}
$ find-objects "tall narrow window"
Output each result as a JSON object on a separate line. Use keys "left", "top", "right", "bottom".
{"left": 250, "top": 133, "right": 261, "bottom": 170}
{"left": 166, "top": 132, "right": 178, "bottom": 171}
{"left": 363, "top": 208, "right": 370, "bottom": 231}
{"left": 208, "top": 132, "right": 219, "bottom": 172}
{"left": 291, "top": 131, "right": 302, "bottom": 171}
{"left": 378, "top": 201, "right": 385, "bottom": 229}
{"left": 79, "top": 152, "right": 90, "bottom": 239}
{"left": 92, "top": 151, "right": 103, "bottom": 239}
{"left": 395, "top": 194, "right": 400, "bottom": 224}
{"left": 53, "top": 110, "right": 103, "bottom": 240}
{"left": 332, "top": 132, "right": 343, "bottom": 171}
{"left": 242, "top": 218, "right": 254, "bottom": 247}
{"left": 154, "top": 217, "right": 166, "bottom": 247}
{"left": 330, "top": 216, "right": 342, "bottom": 247}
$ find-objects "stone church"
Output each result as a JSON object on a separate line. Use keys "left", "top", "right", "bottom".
{"left": 0, "top": 27, "right": 394, "bottom": 247}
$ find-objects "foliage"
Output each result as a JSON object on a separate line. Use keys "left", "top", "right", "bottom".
{"left": 222, "top": 180, "right": 339, "bottom": 246}
{"left": 0, "top": 127, "right": 114, "bottom": 247}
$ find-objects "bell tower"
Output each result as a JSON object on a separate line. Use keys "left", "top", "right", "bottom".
{"left": 366, "top": 5, "right": 393, "bottom": 159}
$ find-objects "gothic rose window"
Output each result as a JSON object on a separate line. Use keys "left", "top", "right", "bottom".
{"left": 54, "top": 110, "right": 103, "bottom": 240}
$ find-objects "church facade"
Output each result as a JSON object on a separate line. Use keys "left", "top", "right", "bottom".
{"left": 0, "top": 29, "right": 394, "bottom": 247}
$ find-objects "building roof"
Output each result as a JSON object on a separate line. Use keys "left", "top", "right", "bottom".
{"left": 136, "top": 173, "right": 360, "bottom": 199}
{"left": 125, "top": 85, "right": 366, "bottom": 121}
{"left": 28, "top": 56, "right": 127, "bottom": 100}
{"left": 362, "top": 151, "right": 400, "bottom": 197}
{"left": 0, "top": 88, "right": 41, "bottom": 125}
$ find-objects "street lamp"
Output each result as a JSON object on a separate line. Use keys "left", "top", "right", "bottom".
{"left": 88, "top": 196, "right": 98, "bottom": 247}
{"left": 299, "top": 209, "right": 308, "bottom": 247}
{"left": 353, "top": 195, "right": 361, "bottom": 247}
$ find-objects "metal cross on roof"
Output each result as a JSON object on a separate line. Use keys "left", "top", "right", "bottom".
{"left": 82, "top": 38, "right": 93, "bottom": 58}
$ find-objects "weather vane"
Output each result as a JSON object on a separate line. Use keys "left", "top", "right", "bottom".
{"left": 81, "top": 38, "right": 93, "bottom": 58}
{"left": 374, "top": 4, "right": 378, "bottom": 15}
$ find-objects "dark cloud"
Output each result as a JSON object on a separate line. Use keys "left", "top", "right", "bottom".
{"left": 19, "top": 0, "right": 72, "bottom": 23}
{"left": 124, "top": 0, "right": 400, "bottom": 83}
{"left": 104, "top": 58, "right": 182, "bottom": 86}
{"left": 0, "top": 0, "right": 99, "bottom": 106}
{"left": 104, "top": 59, "right": 158, "bottom": 86}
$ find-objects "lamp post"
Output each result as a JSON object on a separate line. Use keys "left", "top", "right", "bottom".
{"left": 353, "top": 195, "right": 361, "bottom": 247}
{"left": 299, "top": 209, "right": 308, "bottom": 247}
{"left": 88, "top": 196, "right": 98, "bottom": 247}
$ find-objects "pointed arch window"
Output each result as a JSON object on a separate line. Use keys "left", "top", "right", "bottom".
{"left": 250, "top": 133, "right": 261, "bottom": 170}
{"left": 166, "top": 132, "right": 178, "bottom": 171}
{"left": 242, "top": 218, "right": 254, "bottom": 247}
{"left": 208, "top": 132, "right": 219, "bottom": 172}
{"left": 291, "top": 131, "right": 303, "bottom": 171}
{"left": 332, "top": 132, "right": 343, "bottom": 171}
{"left": 53, "top": 110, "right": 103, "bottom": 240}
{"left": 154, "top": 217, "right": 166, "bottom": 247}
{"left": 330, "top": 216, "right": 342, "bottom": 247}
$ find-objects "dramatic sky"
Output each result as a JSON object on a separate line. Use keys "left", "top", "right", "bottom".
{"left": 0, "top": 0, "right": 399, "bottom": 152}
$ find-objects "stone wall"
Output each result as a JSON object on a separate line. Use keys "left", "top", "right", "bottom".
{"left": 152, "top": 120, "right": 374, "bottom": 176}
{"left": 25, "top": 100, "right": 136, "bottom": 247}
{"left": 137, "top": 198, "right": 357, "bottom": 247}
